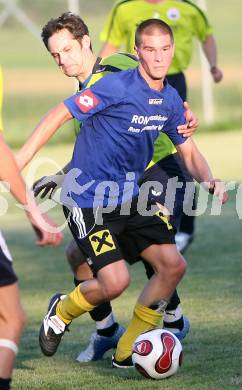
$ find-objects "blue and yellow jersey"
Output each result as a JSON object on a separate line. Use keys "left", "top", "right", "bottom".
{"left": 0, "top": 66, "right": 3, "bottom": 131}
{"left": 75, "top": 53, "right": 177, "bottom": 166}
{"left": 63, "top": 67, "right": 186, "bottom": 208}
{"left": 100, "top": 0, "right": 212, "bottom": 75}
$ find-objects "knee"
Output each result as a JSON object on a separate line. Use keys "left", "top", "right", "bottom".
{"left": 168, "top": 254, "right": 187, "bottom": 281}
{"left": 65, "top": 240, "right": 85, "bottom": 274}
{"left": 156, "top": 251, "right": 187, "bottom": 280}
{"left": 6, "top": 307, "right": 27, "bottom": 339}
{"left": 103, "top": 273, "right": 130, "bottom": 300}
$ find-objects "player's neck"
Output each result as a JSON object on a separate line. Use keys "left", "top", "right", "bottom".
{"left": 138, "top": 65, "right": 164, "bottom": 91}
{"left": 77, "top": 52, "right": 97, "bottom": 84}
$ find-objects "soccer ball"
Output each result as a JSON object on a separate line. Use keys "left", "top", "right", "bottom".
{"left": 132, "top": 328, "right": 183, "bottom": 379}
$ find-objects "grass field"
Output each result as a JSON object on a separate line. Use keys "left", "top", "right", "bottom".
{"left": 1, "top": 132, "right": 241, "bottom": 389}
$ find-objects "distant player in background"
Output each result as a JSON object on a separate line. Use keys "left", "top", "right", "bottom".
{"left": 32, "top": 12, "right": 198, "bottom": 363}
{"left": 0, "top": 65, "right": 63, "bottom": 390}
{"left": 100, "top": 0, "right": 223, "bottom": 252}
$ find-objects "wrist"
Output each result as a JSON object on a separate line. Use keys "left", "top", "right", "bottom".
{"left": 210, "top": 66, "right": 217, "bottom": 74}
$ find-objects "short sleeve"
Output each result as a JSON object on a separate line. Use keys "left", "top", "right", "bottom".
{"left": 163, "top": 92, "right": 187, "bottom": 146}
{"left": 64, "top": 73, "right": 125, "bottom": 122}
{"left": 193, "top": 6, "right": 213, "bottom": 42}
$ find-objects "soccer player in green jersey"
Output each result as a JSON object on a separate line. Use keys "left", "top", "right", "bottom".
{"left": 32, "top": 13, "right": 197, "bottom": 363}
{"left": 100, "top": 0, "right": 223, "bottom": 251}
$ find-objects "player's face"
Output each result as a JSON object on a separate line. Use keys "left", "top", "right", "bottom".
{"left": 136, "top": 32, "right": 174, "bottom": 84}
{"left": 48, "top": 29, "right": 89, "bottom": 77}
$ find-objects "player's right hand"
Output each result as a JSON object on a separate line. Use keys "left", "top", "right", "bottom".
{"left": 177, "top": 101, "right": 199, "bottom": 137}
{"left": 32, "top": 175, "right": 62, "bottom": 199}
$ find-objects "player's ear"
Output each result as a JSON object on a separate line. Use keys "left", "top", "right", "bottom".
{"left": 134, "top": 45, "right": 139, "bottom": 58}
{"left": 171, "top": 42, "right": 175, "bottom": 58}
{"left": 82, "top": 35, "right": 91, "bottom": 49}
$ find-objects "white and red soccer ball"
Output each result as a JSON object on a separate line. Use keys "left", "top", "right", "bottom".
{"left": 132, "top": 328, "right": 183, "bottom": 379}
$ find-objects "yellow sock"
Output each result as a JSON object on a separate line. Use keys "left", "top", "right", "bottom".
{"left": 115, "top": 302, "right": 162, "bottom": 361}
{"left": 56, "top": 285, "right": 95, "bottom": 324}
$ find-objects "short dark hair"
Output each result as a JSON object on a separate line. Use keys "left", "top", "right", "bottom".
{"left": 135, "top": 18, "right": 174, "bottom": 47}
{"left": 41, "top": 12, "right": 92, "bottom": 50}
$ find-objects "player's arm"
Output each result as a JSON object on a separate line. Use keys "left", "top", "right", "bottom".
{"left": 177, "top": 101, "right": 199, "bottom": 137}
{"left": 202, "top": 35, "right": 223, "bottom": 83}
{"left": 0, "top": 134, "right": 63, "bottom": 246}
{"left": 16, "top": 102, "right": 72, "bottom": 171}
{"left": 176, "top": 137, "right": 228, "bottom": 203}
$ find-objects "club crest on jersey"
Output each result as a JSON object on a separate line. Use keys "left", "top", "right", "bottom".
{"left": 75, "top": 89, "right": 99, "bottom": 113}
{"left": 167, "top": 8, "right": 180, "bottom": 21}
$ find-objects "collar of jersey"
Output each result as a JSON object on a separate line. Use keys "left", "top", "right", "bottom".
{"left": 137, "top": 67, "right": 168, "bottom": 94}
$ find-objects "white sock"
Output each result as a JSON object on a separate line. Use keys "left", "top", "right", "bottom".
{"left": 96, "top": 312, "right": 115, "bottom": 330}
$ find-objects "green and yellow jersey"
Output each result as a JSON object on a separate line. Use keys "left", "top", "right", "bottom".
{"left": 0, "top": 66, "right": 3, "bottom": 131}
{"left": 75, "top": 53, "right": 176, "bottom": 166}
{"left": 100, "top": 0, "right": 212, "bottom": 75}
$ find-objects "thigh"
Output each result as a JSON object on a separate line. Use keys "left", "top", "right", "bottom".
{"left": 63, "top": 206, "right": 125, "bottom": 275}
{"left": 118, "top": 205, "right": 175, "bottom": 265}
{"left": 140, "top": 154, "right": 194, "bottom": 231}
{"left": 0, "top": 283, "right": 22, "bottom": 323}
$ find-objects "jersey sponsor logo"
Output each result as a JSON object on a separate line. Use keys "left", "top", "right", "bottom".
{"left": 75, "top": 89, "right": 99, "bottom": 113}
{"left": 89, "top": 229, "right": 116, "bottom": 256}
{"left": 131, "top": 114, "right": 168, "bottom": 125}
{"left": 167, "top": 8, "right": 180, "bottom": 21}
{"left": 149, "top": 98, "right": 163, "bottom": 105}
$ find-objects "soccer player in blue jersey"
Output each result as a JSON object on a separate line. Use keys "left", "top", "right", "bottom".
{"left": 17, "top": 19, "right": 227, "bottom": 367}
{"left": 33, "top": 13, "right": 197, "bottom": 363}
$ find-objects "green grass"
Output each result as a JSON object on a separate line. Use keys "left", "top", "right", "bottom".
{"left": 1, "top": 133, "right": 242, "bottom": 389}
{"left": 3, "top": 188, "right": 242, "bottom": 390}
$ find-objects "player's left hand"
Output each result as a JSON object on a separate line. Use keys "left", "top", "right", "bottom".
{"left": 208, "top": 179, "right": 228, "bottom": 204}
{"left": 177, "top": 101, "right": 199, "bottom": 137}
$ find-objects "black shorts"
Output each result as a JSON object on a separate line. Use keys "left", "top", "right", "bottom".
{"left": 63, "top": 198, "right": 175, "bottom": 274}
{"left": 0, "top": 233, "right": 17, "bottom": 287}
{"left": 139, "top": 153, "right": 195, "bottom": 231}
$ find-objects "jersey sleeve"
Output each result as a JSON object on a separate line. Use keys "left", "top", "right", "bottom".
{"left": 162, "top": 92, "right": 188, "bottom": 146}
{"left": 100, "top": 1, "right": 125, "bottom": 48}
{"left": 64, "top": 73, "right": 125, "bottom": 122}
{"left": 192, "top": 5, "right": 213, "bottom": 42}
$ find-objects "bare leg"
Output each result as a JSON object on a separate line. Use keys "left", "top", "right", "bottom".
{"left": 0, "top": 283, "right": 26, "bottom": 378}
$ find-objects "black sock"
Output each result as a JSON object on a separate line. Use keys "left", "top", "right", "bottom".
{"left": 163, "top": 317, "right": 184, "bottom": 331}
{"left": 89, "top": 301, "right": 113, "bottom": 322}
{"left": 97, "top": 322, "right": 118, "bottom": 337}
{"left": 166, "top": 290, "right": 180, "bottom": 311}
{"left": 0, "top": 378, "right": 11, "bottom": 390}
